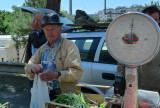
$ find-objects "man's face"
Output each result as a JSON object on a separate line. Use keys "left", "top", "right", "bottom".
{"left": 33, "top": 13, "right": 43, "bottom": 31}
{"left": 43, "top": 25, "right": 62, "bottom": 45}
{"left": 147, "top": 12, "right": 159, "bottom": 23}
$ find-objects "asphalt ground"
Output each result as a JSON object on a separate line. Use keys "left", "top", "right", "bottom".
{"left": 0, "top": 73, "right": 31, "bottom": 108}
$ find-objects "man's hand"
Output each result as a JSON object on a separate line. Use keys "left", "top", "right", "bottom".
{"left": 31, "top": 64, "right": 43, "bottom": 74}
{"left": 39, "top": 69, "right": 59, "bottom": 82}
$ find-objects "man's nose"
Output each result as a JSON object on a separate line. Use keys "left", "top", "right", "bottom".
{"left": 48, "top": 30, "right": 53, "bottom": 34}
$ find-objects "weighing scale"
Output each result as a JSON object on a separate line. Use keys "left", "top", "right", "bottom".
{"left": 104, "top": 12, "right": 160, "bottom": 108}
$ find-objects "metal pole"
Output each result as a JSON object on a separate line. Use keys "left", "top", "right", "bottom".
{"left": 69, "top": 0, "right": 72, "bottom": 15}
{"left": 104, "top": 0, "right": 106, "bottom": 15}
{"left": 123, "top": 67, "right": 138, "bottom": 108}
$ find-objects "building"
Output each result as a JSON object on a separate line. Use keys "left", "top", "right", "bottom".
{"left": 0, "top": 35, "right": 25, "bottom": 62}
{"left": 97, "top": 4, "right": 142, "bottom": 20}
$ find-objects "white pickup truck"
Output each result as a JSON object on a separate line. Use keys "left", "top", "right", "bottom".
{"left": 62, "top": 30, "right": 117, "bottom": 94}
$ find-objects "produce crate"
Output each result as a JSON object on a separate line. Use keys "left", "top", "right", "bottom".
{"left": 45, "top": 84, "right": 110, "bottom": 108}
{"left": 45, "top": 102, "right": 77, "bottom": 108}
{"left": 76, "top": 84, "right": 110, "bottom": 104}
{"left": 0, "top": 102, "right": 10, "bottom": 108}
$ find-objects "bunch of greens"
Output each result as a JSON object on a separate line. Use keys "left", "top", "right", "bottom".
{"left": 52, "top": 92, "right": 90, "bottom": 108}
{"left": 0, "top": 104, "right": 7, "bottom": 108}
{"left": 99, "top": 102, "right": 107, "bottom": 108}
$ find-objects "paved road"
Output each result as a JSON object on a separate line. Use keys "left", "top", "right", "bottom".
{"left": 0, "top": 73, "right": 31, "bottom": 108}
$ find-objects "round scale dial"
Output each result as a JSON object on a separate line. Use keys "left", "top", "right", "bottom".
{"left": 106, "top": 12, "right": 160, "bottom": 66}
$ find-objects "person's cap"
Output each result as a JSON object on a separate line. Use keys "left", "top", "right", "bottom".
{"left": 41, "top": 13, "right": 63, "bottom": 27}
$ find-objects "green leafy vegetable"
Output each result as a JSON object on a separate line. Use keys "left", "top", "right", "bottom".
{"left": 99, "top": 102, "right": 107, "bottom": 108}
{"left": 0, "top": 104, "right": 7, "bottom": 108}
{"left": 53, "top": 92, "right": 90, "bottom": 108}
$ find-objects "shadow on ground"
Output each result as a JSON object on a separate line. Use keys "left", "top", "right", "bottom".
{"left": 0, "top": 73, "right": 31, "bottom": 108}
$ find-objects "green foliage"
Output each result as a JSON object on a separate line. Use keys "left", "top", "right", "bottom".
{"left": 100, "top": 102, "right": 107, "bottom": 108}
{"left": 100, "top": 17, "right": 112, "bottom": 23}
{"left": 106, "top": 17, "right": 113, "bottom": 22}
{"left": 0, "top": 104, "right": 7, "bottom": 108}
{"left": 93, "top": 16, "right": 100, "bottom": 22}
{"left": 145, "top": 1, "right": 160, "bottom": 7}
{"left": 53, "top": 92, "right": 90, "bottom": 108}
{"left": 142, "top": 1, "right": 160, "bottom": 11}
{"left": 10, "top": 6, "right": 32, "bottom": 49}
{"left": 100, "top": 20, "right": 107, "bottom": 23}
{"left": 61, "top": 10, "right": 74, "bottom": 22}
{"left": 10, "top": 6, "right": 32, "bottom": 36}
{"left": 23, "top": 0, "right": 47, "bottom": 8}
{"left": 0, "top": 10, "right": 14, "bottom": 34}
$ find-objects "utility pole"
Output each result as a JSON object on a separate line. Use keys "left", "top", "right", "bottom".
{"left": 69, "top": 0, "right": 72, "bottom": 15}
{"left": 104, "top": 0, "right": 106, "bottom": 14}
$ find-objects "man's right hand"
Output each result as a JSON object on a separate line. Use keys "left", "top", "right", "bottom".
{"left": 31, "top": 64, "right": 43, "bottom": 74}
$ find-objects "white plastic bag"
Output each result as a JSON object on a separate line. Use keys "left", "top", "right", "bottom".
{"left": 30, "top": 75, "right": 50, "bottom": 108}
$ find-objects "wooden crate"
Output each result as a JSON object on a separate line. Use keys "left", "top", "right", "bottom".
{"left": 45, "top": 102, "right": 77, "bottom": 108}
{"left": 45, "top": 84, "right": 110, "bottom": 108}
{"left": 76, "top": 84, "right": 110, "bottom": 104}
{"left": 45, "top": 102, "right": 100, "bottom": 108}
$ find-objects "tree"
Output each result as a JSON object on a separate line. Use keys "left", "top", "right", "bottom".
{"left": 9, "top": 6, "right": 32, "bottom": 62}
{"left": 106, "top": 17, "right": 113, "bottom": 22}
{"left": 142, "top": 1, "right": 160, "bottom": 11}
{"left": 46, "top": 0, "right": 61, "bottom": 13}
{"left": 61, "top": 10, "right": 74, "bottom": 22}
{"left": 100, "top": 17, "right": 112, "bottom": 23}
{"left": 145, "top": 1, "right": 160, "bottom": 7}
{"left": 0, "top": 11, "right": 14, "bottom": 35}
{"left": 23, "top": 0, "right": 47, "bottom": 8}
{"left": 93, "top": 16, "right": 100, "bottom": 22}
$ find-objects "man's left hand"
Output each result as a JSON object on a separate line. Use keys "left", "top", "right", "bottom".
{"left": 39, "top": 69, "right": 59, "bottom": 82}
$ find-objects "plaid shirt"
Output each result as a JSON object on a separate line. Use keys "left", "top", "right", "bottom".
{"left": 41, "top": 38, "right": 60, "bottom": 90}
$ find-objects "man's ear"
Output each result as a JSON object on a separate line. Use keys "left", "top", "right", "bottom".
{"left": 59, "top": 26, "right": 62, "bottom": 32}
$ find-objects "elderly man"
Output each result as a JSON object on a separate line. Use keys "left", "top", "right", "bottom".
{"left": 25, "top": 13, "right": 83, "bottom": 100}
{"left": 26, "top": 13, "right": 47, "bottom": 62}
{"left": 25, "top": 13, "right": 47, "bottom": 89}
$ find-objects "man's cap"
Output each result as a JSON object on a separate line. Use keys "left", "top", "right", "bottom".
{"left": 41, "top": 13, "right": 63, "bottom": 27}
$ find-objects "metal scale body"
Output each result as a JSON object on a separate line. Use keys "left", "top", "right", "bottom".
{"left": 105, "top": 12, "right": 160, "bottom": 108}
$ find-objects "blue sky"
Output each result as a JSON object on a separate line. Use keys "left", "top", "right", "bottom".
{"left": 0, "top": 0, "right": 159, "bottom": 14}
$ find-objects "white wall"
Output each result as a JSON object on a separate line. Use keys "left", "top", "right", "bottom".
{"left": 0, "top": 35, "right": 26, "bottom": 62}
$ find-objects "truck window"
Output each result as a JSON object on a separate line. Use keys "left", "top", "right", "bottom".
{"left": 99, "top": 42, "right": 117, "bottom": 64}
{"left": 68, "top": 37, "right": 100, "bottom": 62}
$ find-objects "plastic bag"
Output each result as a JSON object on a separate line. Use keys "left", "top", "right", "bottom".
{"left": 30, "top": 75, "right": 50, "bottom": 108}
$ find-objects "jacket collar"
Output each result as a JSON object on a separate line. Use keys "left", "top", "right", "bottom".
{"left": 44, "top": 37, "right": 61, "bottom": 48}
{"left": 57, "top": 37, "right": 64, "bottom": 49}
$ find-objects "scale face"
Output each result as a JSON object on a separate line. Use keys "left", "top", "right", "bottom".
{"left": 106, "top": 12, "right": 160, "bottom": 65}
